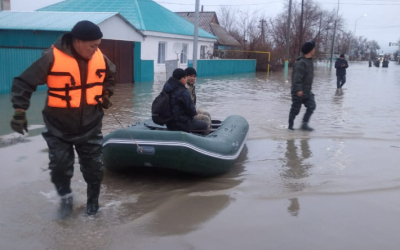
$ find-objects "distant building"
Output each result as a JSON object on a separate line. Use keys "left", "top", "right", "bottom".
{"left": 0, "top": 11, "right": 147, "bottom": 92}
{"left": 175, "top": 11, "right": 241, "bottom": 54}
{"left": 1, "top": 0, "right": 11, "bottom": 10}
{"left": 39, "top": 0, "right": 217, "bottom": 75}
{"left": 0, "top": 0, "right": 217, "bottom": 89}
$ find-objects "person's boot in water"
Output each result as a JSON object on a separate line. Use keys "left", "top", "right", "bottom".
{"left": 288, "top": 117, "right": 295, "bottom": 130}
{"left": 58, "top": 194, "right": 73, "bottom": 219}
{"left": 86, "top": 184, "right": 100, "bottom": 216}
{"left": 301, "top": 122, "right": 314, "bottom": 131}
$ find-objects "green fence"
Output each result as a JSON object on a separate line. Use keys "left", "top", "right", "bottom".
{"left": 0, "top": 30, "right": 62, "bottom": 48}
{"left": 0, "top": 48, "right": 48, "bottom": 94}
{"left": 189, "top": 59, "right": 256, "bottom": 77}
{"left": 134, "top": 42, "right": 154, "bottom": 83}
{"left": 0, "top": 42, "right": 154, "bottom": 94}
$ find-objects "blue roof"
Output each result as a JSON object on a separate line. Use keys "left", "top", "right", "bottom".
{"left": 39, "top": 0, "right": 216, "bottom": 39}
{"left": 0, "top": 11, "right": 120, "bottom": 31}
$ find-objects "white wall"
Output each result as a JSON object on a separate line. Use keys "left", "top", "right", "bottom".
{"left": 99, "top": 16, "right": 144, "bottom": 42}
{"left": 141, "top": 31, "right": 216, "bottom": 73}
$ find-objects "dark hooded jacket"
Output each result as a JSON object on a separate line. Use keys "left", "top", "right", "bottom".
{"left": 291, "top": 56, "right": 314, "bottom": 96}
{"left": 162, "top": 77, "right": 197, "bottom": 131}
{"left": 11, "top": 33, "right": 116, "bottom": 142}
{"left": 335, "top": 58, "right": 349, "bottom": 76}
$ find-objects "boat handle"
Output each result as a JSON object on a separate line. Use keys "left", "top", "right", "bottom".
{"left": 137, "top": 146, "right": 155, "bottom": 155}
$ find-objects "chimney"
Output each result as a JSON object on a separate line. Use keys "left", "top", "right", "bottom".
{"left": 201, "top": 5, "right": 204, "bottom": 12}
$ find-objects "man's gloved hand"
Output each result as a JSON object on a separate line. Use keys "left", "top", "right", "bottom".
{"left": 11, "top": 110, "right": 28, "bottom": 135}
{"left": 101, "top": 93, "right": 113, "bottom": 109}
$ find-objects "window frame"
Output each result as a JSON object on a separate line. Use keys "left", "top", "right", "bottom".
{"left": 200, "top": 45, "right": 207, "bottom": 59}
{"left": 180, "top": 43, "right": 188, "bottom": 64}
{"left": 157, "top": 42, "right": 167, "bottom": 64}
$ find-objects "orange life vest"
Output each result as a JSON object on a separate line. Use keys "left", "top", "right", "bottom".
{"left": 47, "top": 47, "right": 106, "bottom": 108}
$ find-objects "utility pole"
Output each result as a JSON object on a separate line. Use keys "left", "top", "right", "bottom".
{"left": 260, "top": 19, "right": 267, "bottom": 46}
{"left": 193, "top": 0, "right": 200, "bottom": 70}
{"left": 367, "top": 45, "right": 371, "bottom": 67}
{"left": 284, "top": 0, "right": 293, "bottom": 80}
{"left": 329, "top": 0, "right": 340, "bottom": 67}
{"left": 299, "top": 0, "right": 304, "bottom": 56}
{"left": 348, "top": 14, "right": 366, "bottom": 61}
{"left": 317, "top": 12, "right": 322, "bottom": 42}
{"left": 1, "top": 0, "right": 4, "bottom": 11}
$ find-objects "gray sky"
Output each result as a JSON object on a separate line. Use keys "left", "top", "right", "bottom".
{"left": 10, "top": 0, "right": 400, "bottom": 53}
{"left": 157, "top": 0, "right": 400, "bottom": 54}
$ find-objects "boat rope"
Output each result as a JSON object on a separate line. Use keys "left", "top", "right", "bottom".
{"left": 109, "top": 112, "right": 143, "bottom": 153}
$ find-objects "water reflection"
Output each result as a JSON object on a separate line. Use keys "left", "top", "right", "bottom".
{"left": 0, "top": 147, "right": 247, "bottom": 250}
{"left": 281, "top": 139, "right": 313, "bottom": 217}
{"left": 332, "top": 89, "right": 345, "bottom": 129}
{"left": 335, "top": 88, "right": 343, "bottom": 97}
{"left": 287, "top": 198, "right": 300, "bottom": 217}
{"left": 100, "top": 145, "right": 248, "bottom": 236}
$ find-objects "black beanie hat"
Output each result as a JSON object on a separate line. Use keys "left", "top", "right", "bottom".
{"left": 301, "top": 40, "right": 315, "bottom": 55}
{"left": 340, "top": 54, "right": 345, "bottom": 58}
{"left": 185, "top": 67, "right": 197, "bottom": 76}
{"left": 71, "top": 20, "right": 103, "bottom": 41}
{"left": 172, "top": 68, "right": 187, "bottom": 80}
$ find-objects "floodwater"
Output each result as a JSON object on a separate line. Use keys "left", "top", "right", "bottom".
{"left": 1, "top": 62, "right": 400, "bottom": 249}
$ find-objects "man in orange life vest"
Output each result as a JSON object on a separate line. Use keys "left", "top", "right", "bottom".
{"left": 10, "top": 21, "right": 116, "bottom": 218}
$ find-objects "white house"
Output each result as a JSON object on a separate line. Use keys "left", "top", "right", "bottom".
{"left": 0, "top": 11, "right": 147, "bottom": 83}
{"left": 39, "top": 0, "right": 217, "bottom": 76}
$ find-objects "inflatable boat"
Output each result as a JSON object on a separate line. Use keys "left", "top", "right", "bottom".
{"left": 102, "top": 115, "right": 249, "bottom": 176}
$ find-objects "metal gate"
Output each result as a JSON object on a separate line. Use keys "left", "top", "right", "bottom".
{"left": 165, "top": 59, "right": 178, "bottom": 79}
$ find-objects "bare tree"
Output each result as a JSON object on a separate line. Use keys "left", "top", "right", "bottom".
{"left": 219, "top": 6, "right": 236, "bottom": 34}
{"left": 217, "top": 0, "right": 379, "bottom": 69}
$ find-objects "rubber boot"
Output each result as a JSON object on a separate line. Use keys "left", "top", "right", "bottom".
{"left": 288, "top": 117, "right": 295, "bottom": 130}
{"left": 86, "top": 184, "right": 100, "bottom": 216}
{"left": 301, "top": 122, "right": 314, "bottom": 131}
{"left": 58, "top": 194, "right": 73, "bottom": 219}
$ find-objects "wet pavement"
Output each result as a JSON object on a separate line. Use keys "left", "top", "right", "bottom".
{"left": 1, "top": 62, "right": 400, "bottom": 249}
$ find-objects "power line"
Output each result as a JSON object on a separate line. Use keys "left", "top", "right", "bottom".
{"left": 315, "top": 1, "right": 400, "bottom": 5}
{"left": 357, "top": 24, "right": 400, "bottom": 29}
{"left": 151, "top": 0, "right": 283, "bottom": 6}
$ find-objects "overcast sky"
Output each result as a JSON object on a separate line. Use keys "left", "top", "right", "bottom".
{"left": 10, "top": 0, "right": 400, "bottom": 53}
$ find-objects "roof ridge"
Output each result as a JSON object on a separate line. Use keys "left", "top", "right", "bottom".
{"left": 134, "top": 0, "right": 146, "bottom": 31}
{"left": 175, "top": 11, "right": 216, "bottom": 13}
{"left": 11, "top": 10, "right": 120, "bottom": 14}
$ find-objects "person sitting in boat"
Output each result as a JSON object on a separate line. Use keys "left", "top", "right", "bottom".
{"left": 185, "top": 67, "right": 212, "bottom": 128}
{"left": 163, "top": 68, "right": 209, "bottom": 133}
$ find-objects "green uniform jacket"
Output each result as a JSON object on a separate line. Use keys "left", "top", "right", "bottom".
{"left": 11, "top": 33, "right": 116, "bottom": 141}
{"left": 291, "top": 56, "right": 314, "bottom": 96}
{"left": 185, "top": 83, "right": 196, "bottom": 106}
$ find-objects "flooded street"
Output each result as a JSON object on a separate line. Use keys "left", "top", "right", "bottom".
{"left": 1, "top": 62, "right": 400, "bottom": 249}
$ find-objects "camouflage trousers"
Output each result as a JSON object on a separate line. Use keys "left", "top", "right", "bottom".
{"left": 195, "top": 108, "right": 211, "bottom": 128}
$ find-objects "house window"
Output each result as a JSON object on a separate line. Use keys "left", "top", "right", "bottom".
{"left": 158, "top": 42, "right": 166, "bottom": 64}
{"left": 200, "top": 45, "right": 206, "bottom": 59}
{"left": 180, "top": 43, "right": 188, "bottom": 64}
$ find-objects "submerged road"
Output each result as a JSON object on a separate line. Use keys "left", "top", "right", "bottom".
{"left": 1, "top": 62, "right": 400, "bottom": 249}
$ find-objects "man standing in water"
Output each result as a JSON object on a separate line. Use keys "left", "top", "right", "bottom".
{"left": 288, "top": 41, "right": 316, "bottom": 131}
{"left": 335, "top": 54, "right": 349, "bottom": 89}
{"left": 10, "top": 20, "right": 116, "bottom": 218}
